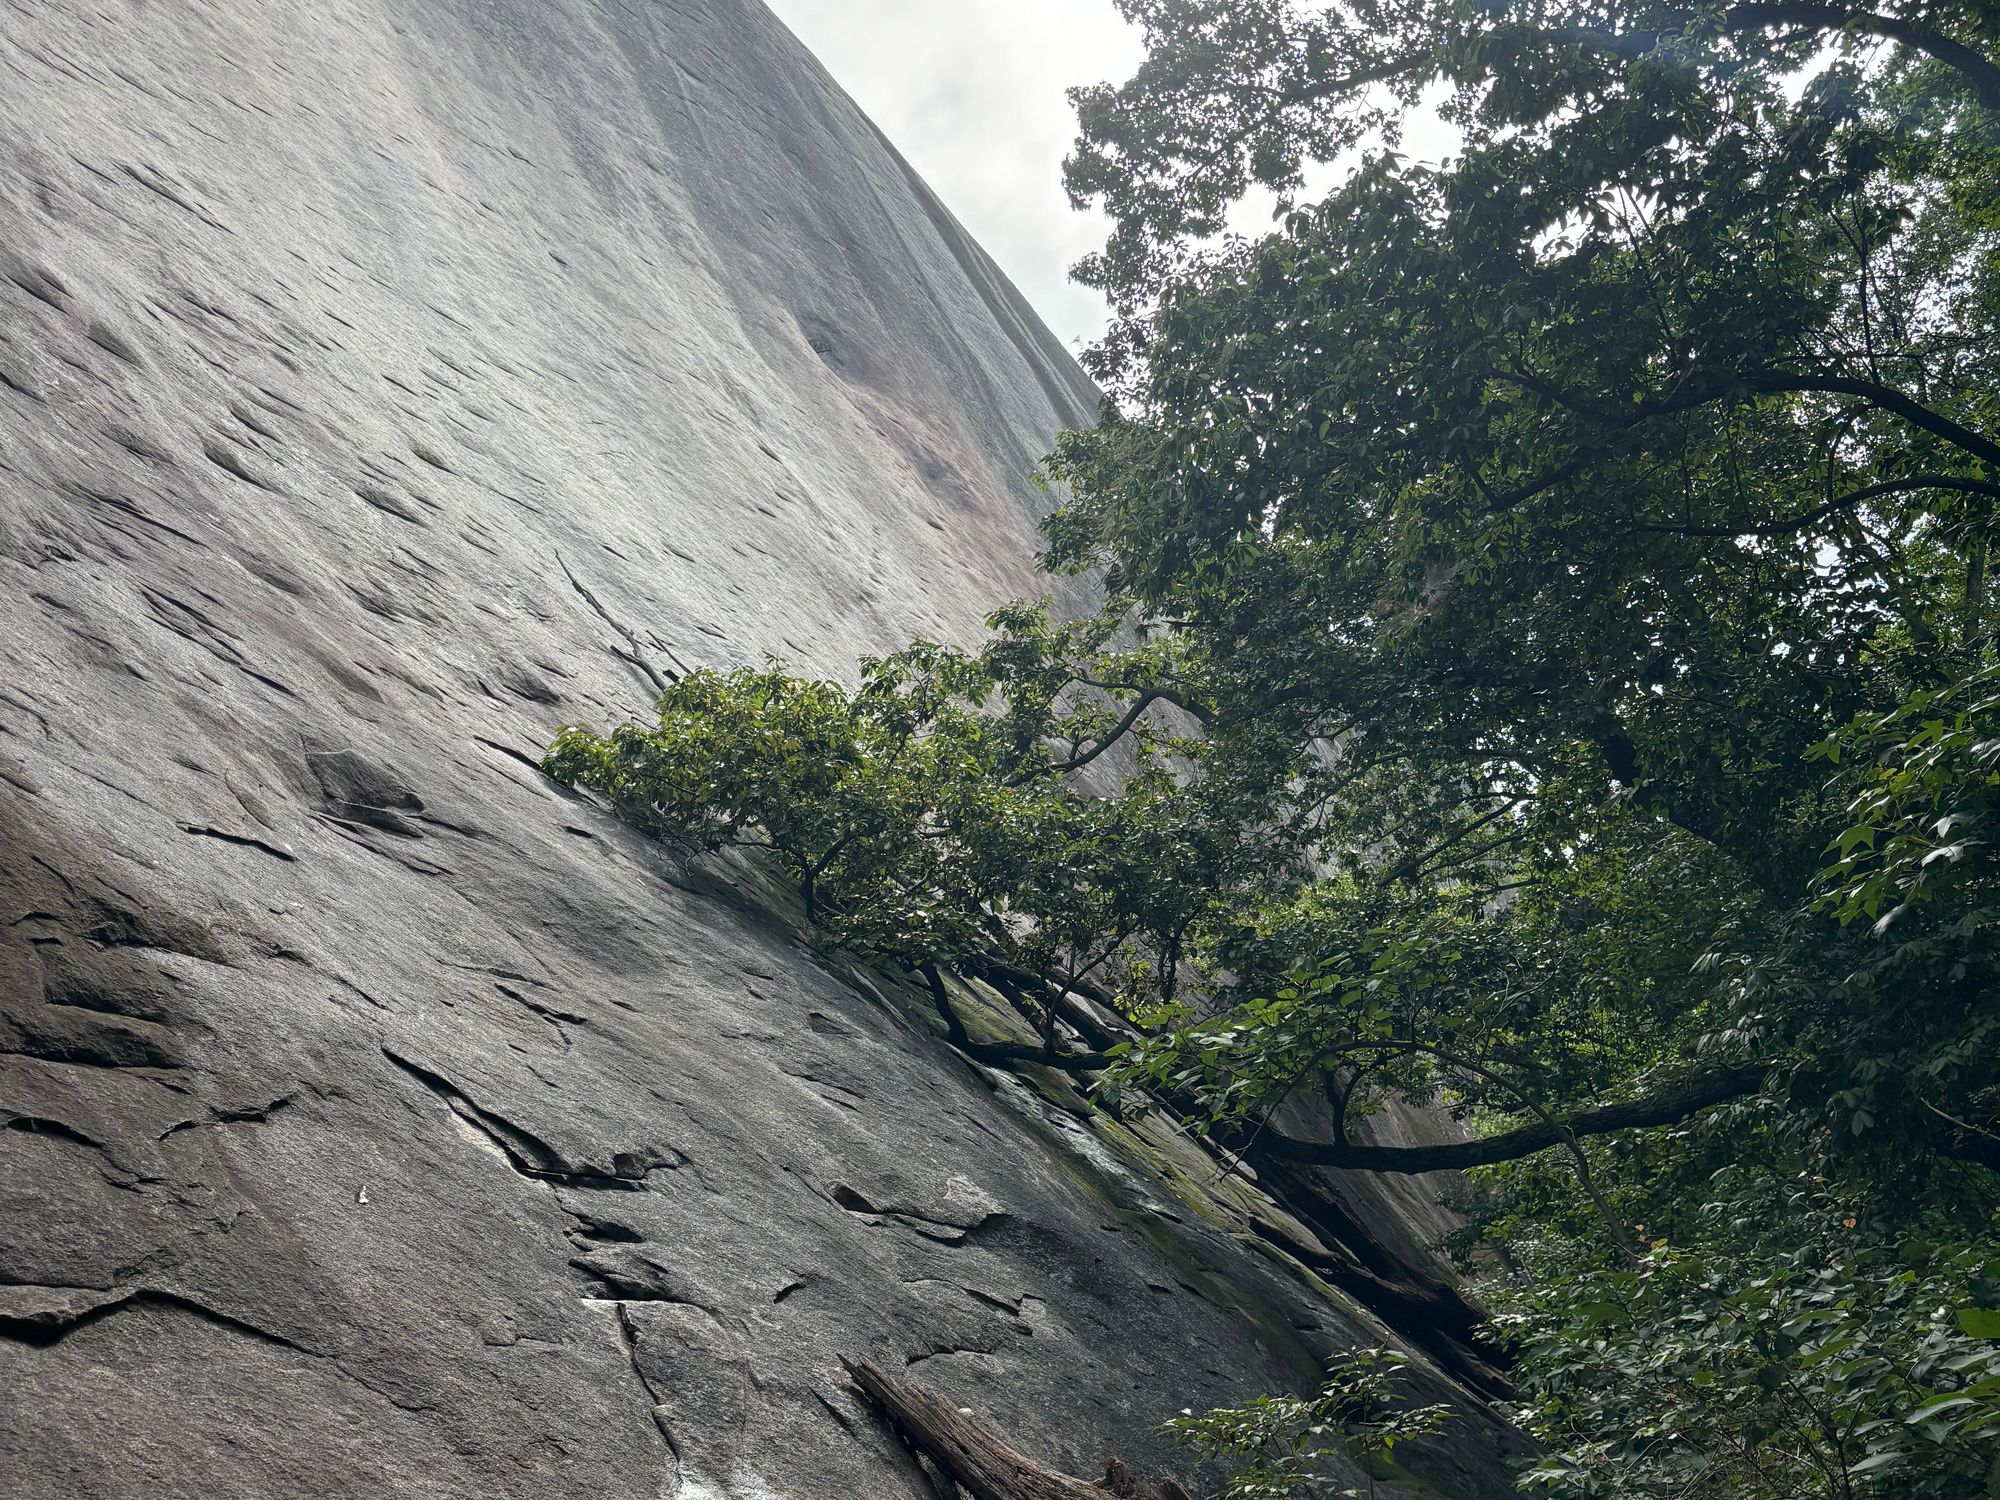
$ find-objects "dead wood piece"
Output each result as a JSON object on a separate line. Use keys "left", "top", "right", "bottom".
{"left": 842, "top": 1357, "right": 1193, "bottom": 1500}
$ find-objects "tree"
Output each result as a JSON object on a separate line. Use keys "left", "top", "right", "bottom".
{"left": 549, "top": 2, "right": 2000, "bottom": 1491}
{"left": 1050, "top": 2, "right": 2000, "bottom": 1490}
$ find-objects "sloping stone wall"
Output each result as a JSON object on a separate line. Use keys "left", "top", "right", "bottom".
{"left": 0, "top": 4, "right": 1524, "bottom": 1495}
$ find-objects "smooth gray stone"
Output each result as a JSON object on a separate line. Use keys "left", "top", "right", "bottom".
{"left": 0, "top": 3, "right": 1526, "bottom": 1495}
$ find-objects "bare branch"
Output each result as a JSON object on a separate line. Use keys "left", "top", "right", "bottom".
{"left": 1257, "top": 1063, "right": 1769, "bottom": 1174}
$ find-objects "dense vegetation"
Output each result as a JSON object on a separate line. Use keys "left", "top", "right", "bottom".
{"left": 549, "top": 2, "right": 2000, "bottom": 1493}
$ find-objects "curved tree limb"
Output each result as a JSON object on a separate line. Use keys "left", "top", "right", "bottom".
{"left": 1742, "top": 372, "right": 2000, "bottom": 469}
{"left": 1494, "top": 365, "right": 2000, "bottom": 478}
{"left": 1257, "top": 1062, "right": 1770, "bottom": 1174}
{"left": 1626, "top": 474, "right": 2000, "bottom": 539}
{"left": 1025, "top": 689, "right": 1169, "bottom": 782}
{"left": 1726, "top": 5, "right": 2000, "bottom": 108}
{"left": 1923, "top": 1098, "right": 2000, "bottom": 1172}
{"left": 1571, "top": 6, "right": 2000, "bottom": 108}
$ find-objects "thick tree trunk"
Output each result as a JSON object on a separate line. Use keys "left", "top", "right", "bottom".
{"left": 843, "top": 1358, "right": 1194, "bottom": 1500}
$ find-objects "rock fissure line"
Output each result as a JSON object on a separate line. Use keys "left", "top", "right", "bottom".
{"left": 381, "top": 1045, "right": 658, "bottom": 1191}
{"left": 607, "top": 1301, "right": 687, "bottom": 1465}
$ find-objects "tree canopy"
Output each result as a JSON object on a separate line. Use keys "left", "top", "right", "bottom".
{"left": 549, "top": 4, "right": 2000, "bottom": 1493}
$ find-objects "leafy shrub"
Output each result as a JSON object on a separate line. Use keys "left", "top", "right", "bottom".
{"left": 1164, "top": 1347, "right": 1454, "bottom": 1500}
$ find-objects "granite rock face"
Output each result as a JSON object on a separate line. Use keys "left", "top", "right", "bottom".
{"left": 0, "top": 4, "right": 1526, "bottom": 1496}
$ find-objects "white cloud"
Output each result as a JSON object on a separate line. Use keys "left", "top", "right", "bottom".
{"left": 765, "top": 0, "right": 1143, "bottom": 352}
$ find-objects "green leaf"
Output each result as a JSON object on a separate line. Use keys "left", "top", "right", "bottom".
{"left": 1956, "top": 1308, "right": 2000, "bottom": 1340}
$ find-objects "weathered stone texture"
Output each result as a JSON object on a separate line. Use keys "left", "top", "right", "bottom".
{"left": 0, "top": 4, "right": 1524, "bottom": 1495}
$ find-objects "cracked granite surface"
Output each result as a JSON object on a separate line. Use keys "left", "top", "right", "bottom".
{"left": 0, "top": 3, "right": 1527, "bottom": 1495}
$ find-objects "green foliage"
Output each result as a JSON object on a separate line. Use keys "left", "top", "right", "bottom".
{"left": 1067, "top": 1, "right": 2000, "bottom": 378}
{"left": 1816, "top": 664, "right": 2000, "bottom": 934}
{"left": 544, "top": 606, "right": 1309, "bottom": 987}
{"left": 547, "top": 667, "right": 895, "bottom": 909}
{"left": 549, "top": 1, "right": 2000, "bottom": 1491}
{"left": 1498, "top": 1177, "right": 2000, "bottom": 1498}
{"left": 1114, "top": 884, "right": 1591, "bottom": 1140}
{"left": 1164, "top": 1347, "right": 1454, "bottom": 1499}
{"left": 1052, "top": 24, "right": 2000, "bottom": 1488}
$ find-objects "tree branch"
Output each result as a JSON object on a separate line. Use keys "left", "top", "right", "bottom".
{"left": 1481, "top": 453, "right": 1591, "bottom": 513}
{"left": 1570, "top": 6, "right": 2000, "bottom": 108}
{"left": 1257, "top": 1063, "right": 1769, "bottom": 1173}
{"left": 1072, "top": 675, "right": 1215, "bottom": 725}
{"left": 1725, "top": 5, "right": 2000, "bottom": 109}
{"left": 1742, "top": 371, "right": 2000, "bottom": 470}
{"left": 1923, "top": 1098, "right": 2000, "bottom": 1172}
{"left": 1023, "top": 690, "right": 1167, "bottom": 782}
{"left": 1626, "top": 474, "right": 2000, "bottom": 539}
{"left": 921, "top": 961, "right": 1118, "bottom": 1072}
{"left": 1500, "top": 361, "right": 2000, "bottom": 471}
{"left": 1383, "top": 797, "right": 1526, "bottom": 884}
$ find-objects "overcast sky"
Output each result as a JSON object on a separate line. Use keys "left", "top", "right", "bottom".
{"left": 765, "top": 0, "right": 1144, "bottom": 352}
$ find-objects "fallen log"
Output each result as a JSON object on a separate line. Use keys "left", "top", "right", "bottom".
{"left": 842, "top": 1357, "right": 1194, "bottom": 1500}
